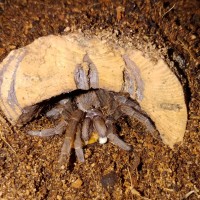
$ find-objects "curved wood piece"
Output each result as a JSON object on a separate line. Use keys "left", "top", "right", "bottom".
{"left": 0, "top": 33, "right": 187, "bottom": 148}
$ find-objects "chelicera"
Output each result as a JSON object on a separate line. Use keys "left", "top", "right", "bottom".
{"left": 28, "top": 89, "right": 157, "bottom": 164}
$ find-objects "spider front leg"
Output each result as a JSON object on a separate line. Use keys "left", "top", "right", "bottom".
{"left": 81, "top": 116, "right": 92, "bottom": 144}
{"left": 28, "top": 98, "right": 73, "bottom": 137}
{"left": 59, "top": 109, "right": 84, "bottom": 164}
{"left": 46, "top": 98, "right": 73, "bottom": 120}
{"left": 120, "top": 105, "right": 160, "bottom": 140}
{"left": 106, "top": 118, "right": 132, "bottom": 151}
{"left": 93, "top": 115, "right": 107, "bottom": 144}
{"left": 87, "top": 109, "right": 108, "bottom": 144}
{"left": 74, "top": 124, "right": 85, "bottom": 162}
{"left": 28, "top": 120, "right": 68, "bottom": 137}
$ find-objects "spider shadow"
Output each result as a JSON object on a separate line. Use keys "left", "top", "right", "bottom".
{"left": 67, "top": 149, "right": 77, "bottom": 172}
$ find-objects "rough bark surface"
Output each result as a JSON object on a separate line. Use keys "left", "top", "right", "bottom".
{"left": 0, "top": 33, "right": 187, "bottom": 148}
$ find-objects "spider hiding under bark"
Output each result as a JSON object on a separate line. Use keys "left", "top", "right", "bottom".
{"left": 28, "top": 89, "right": 158, "bottom": 164}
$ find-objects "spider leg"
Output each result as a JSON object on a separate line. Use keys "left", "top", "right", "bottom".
{"left": 81, "top": 116, "right": 92, "bottom": 144}
{"left": 74, "top": 124, "right": 85, "bottom": 162}
{"left": 86, "top": 109, "right": 107, "bottom": 144}
{"left": 46, "top": 98, "right": 73, "bottom": 120}
{"left": 46, "top": 107, "right": 64, "bottom": 119}
{"left": 124, "top": 99, "right": 143, "bottom": 113}
{"left": 120, "top": 105, "right": 158, "bottom": 135}
{"left": 58, "top": 109, "right": 84, "bottom": 164}
{"left": 106, "top": 118, "right": 132, "bottom": 151}
{"left": 93, "top": 115, "right": 107, "bottom": 144}
{"left": 28, "top": 120, "right": 67, "bottom": 137}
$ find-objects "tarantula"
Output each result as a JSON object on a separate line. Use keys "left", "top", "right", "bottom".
{"left": 28, "top": 89, "right": 157, "bottom": 164}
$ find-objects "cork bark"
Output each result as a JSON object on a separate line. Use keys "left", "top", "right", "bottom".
{"left": 0, "top": 33, "right": 187, "bottom": 148}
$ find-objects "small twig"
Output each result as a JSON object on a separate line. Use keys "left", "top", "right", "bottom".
{"left": 183, "top": 186, "right": 200, "bottom": 199}
{"left": 127, "top": 167, "right": 134, "bottom": 200}
{"left": 127, "top": 167, "right": 151, "bottom": 200}
{"left": 162, "top": 4, "right": 176, "bottom": 18}
{"left": 0, "top": 131, "right": 16, "bottom": 154}
{"left": 183, "top": 190, "right": 200, "bottom": 199}
{"left": 0, "top": 115, "right": 16, "bottom": 154}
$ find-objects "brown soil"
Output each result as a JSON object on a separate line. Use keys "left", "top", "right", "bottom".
{"left": 0, "top": 0, "right": 199, "bottom": 199}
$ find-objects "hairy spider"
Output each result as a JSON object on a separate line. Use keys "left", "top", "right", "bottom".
{"left": 28, "top": 89, "right": 157, "bottom": 164}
